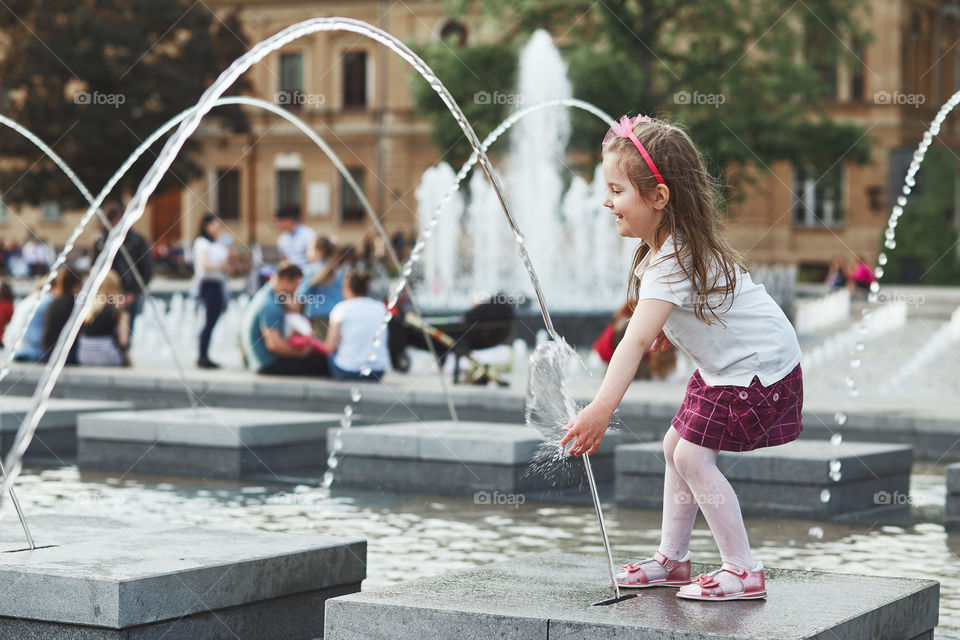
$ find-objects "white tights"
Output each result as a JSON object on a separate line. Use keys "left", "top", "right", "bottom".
{"left": 642, "top": 427, "right": 755, "bottom": 582}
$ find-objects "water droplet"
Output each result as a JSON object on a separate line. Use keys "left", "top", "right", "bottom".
{"left": 869, "top": 281, "right": 880, "bottom": 293}
{"left": 896, "top": 196, "right": 907, "bottom": 206}
{"left": 878, "top": 253, "right": 887, "bottom": 266}
{"left": 368, "top": 352, "right": 378, "bottom": 361}
{"left": 831, "top": 433, "right": 843, "bottom": 446}
{"left": 830, "top": 459, "right": 842, "bottom": 472}
{"left": 820, "top": 489, "right": 831, "bottom": 503}
{"left": 334, "top": 436, "right": 344, "bottom": 449}
{"left": 351, "top": 386, "right": 362, "bottom": 402}
{"left": 874, "top": 267, "right": 884, "bottom": 279}
{"left": 855, "top": 342, "right": 864, "bottom": 351}
{"left": 327, "top": 455, "right": 339, "bottom": 469}
{"left": 343, "top": 405, "right": 354, "bottom": 418}
{"left": 808, "top": 526, "right": 824, "bottom": 539}
{"left": 322, "top": 471, "right": 334, "bottom": 488}
{"left": 829, "top": 470, "right": 842, "bottom": 482}
{"left": 361, "top": 366, "right": 372, "bottom": 377}
{"left": 834, "top": 412, "right": 847, "bottom": 426}
{"left": 845, "top": 376, "right": 855, "bottom": 388}
{"left": 850, "top": 359, "right": 861, "bottom": 368}
{"left": 340, "top": 416, "right": 352, "bottom": 429}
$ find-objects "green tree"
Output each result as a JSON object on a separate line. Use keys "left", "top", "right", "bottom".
{"left": 0, "top": 0, "right": 250, "bottom": 209}
{"left": 408, "top": 39, "right": 519, "bottom": 170}
{"left": 415, "top": 0, "right": 872, "bottom": 199}
{"left": 881, "top": 147, "right": 960, "bottom": 284}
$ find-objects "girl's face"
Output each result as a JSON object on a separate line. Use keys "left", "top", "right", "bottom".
{"left": 602, "top": 152, "right": 667, "bottom": 243}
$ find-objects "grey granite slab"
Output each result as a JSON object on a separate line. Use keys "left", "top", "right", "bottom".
{"left": 615, "top": 439, "right": 913, "bottom": 483}
{"left": 329, "top": 421, "right": 619, "bottom": 464}
{"left": 324, "top": 551, "right": 938, "bottom": 640}
{"left": 77, "top": 407, "right": 342, "bottom": 447}
{"left": 0, "top": 513, "right": 365, "bottom": 629}
{"left": 0, "top": 397, "right": 132, "bottom": 432}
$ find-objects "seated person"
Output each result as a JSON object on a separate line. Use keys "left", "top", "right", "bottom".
{"left": 43, "top": 267, "right": 82, "bottom": 364}
{"left": 324, "top": 270, "right": 389, "bottom": 381}
{"left": 10, "top": 284, "right": 54, "bottom": 362}
{"left": 241, "top": 262, "right": 329, "bottom": 376}
{"left": 284, "top": 299, "right": 328, "bottom": 356}
{"left": 77, "top": 271, "right": 130, "bottom": 367}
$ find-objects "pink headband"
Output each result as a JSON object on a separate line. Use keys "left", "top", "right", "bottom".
{"left": 602, "top": 114, "right": 665, "bottom": 185}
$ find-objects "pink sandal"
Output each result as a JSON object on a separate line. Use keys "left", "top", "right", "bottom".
{"left": 614, "top": 550, "right": 692, "bottom": 588}
{"left": 676, "top": 561, "right": 767, "bottom": 601}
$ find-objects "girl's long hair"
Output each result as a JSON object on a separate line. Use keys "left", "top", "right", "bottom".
{"left": 603, "top": 117, "right": 747, "bottom": 325}
{"left": 84, "top": 271, "right": 124, "bottom": 324}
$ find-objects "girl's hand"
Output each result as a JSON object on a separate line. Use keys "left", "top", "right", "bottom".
{"left": 559, "top": 402, "right": 613, "bottom": 456}
{"left": 651, "top": 330, "right": 670, "bottom": 352}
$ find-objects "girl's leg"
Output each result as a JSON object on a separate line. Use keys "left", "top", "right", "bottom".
{"left": 625, "top": 427, "right": 699, "bottom": 581}
{"left": 672, "top": 438, "right": 756, "bottom": 590}
{"left": 659, "top": 426, "right": 699, "bottom": 559}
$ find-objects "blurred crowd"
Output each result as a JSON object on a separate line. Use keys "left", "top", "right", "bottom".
{"left": 0, "top": 204, "right": 419, "bottom": 382}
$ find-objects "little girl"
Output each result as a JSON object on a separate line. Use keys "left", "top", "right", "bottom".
{"left": 559, "top": 114, "right": 803, "bottom": 601}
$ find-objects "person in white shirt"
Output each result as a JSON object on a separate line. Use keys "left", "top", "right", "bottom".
{"left": 324, "top": 270, "right": 389, "bottom": 381}
{"left": 560, "top": 115, "right": 804, "bottom": 602}
{"left": 274, "top": 207, "right": 315, "bottom": 269}
{"left": 191, "top": 213, "right": 233, "bottom": 369}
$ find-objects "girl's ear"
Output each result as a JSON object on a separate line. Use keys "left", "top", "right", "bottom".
{"left": 652, "top": 183, "right": 670, "bottom": 211}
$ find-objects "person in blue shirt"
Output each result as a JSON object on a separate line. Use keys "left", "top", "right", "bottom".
{"left": 240, "top": 262, "right": 329, "bottom": 376}
{"left": 296, "top": 235, "right": 343, "bottom": 336}
{"left": 13, "top": 286, "right": 53, "bottom": 362}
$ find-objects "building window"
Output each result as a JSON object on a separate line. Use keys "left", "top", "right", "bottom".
{"left": 277, "top": 169, "right": 301, "bottom": 214}
{"left": 343, "top": 51, "right": 367, "bottom": 109}
{"left": 793, "top": 165, "right": 845, "bottom": 227}
{"left": 279, "top": 53, "right": 303, "bottom": 109}
{"left": 340, "top": 168, "right": 365, "bottom": 223}
{"left": 40, "top": 200, "right": 61, "bottom": 221}
{"left": 217, "top": 169, "right": 240, "bottom": 221}
{"left": 850, "top": 39, "right": 865, "bottom": 101}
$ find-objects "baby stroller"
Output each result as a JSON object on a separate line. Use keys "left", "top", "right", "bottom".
{"left": 388, "top": 297, "right": 516, "bottom": 386}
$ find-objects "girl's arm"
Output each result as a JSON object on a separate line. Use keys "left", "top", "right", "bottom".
{"left": 560, "top": 298, "right": 675, "bottom": 456}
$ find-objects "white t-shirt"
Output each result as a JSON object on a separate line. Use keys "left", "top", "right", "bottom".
{"left": 277, "top": 224, "right": 316, "bottom": 269}
{"left": 634, "top": 234, "right": 801, "bottom": 387}
{"left": 329, "top": 297, "right": 389, "bottom": 373}
{"left": 192, "top": 236, "right": 229, "bottom": 282}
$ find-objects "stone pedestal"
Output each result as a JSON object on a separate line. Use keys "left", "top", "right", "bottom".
{"left": 0, "top": 397, "right": 131, "bottom": 461}
{"left": 615, "top": 439, "right": 913, "bottom": 522}
{"left": 327, "top": 421, "right": 621, "bottom": 496}
{"left": 0, "top": 513, "right": 365, "bottom": 639}
{"left": 947, "top": 462, "right": 960, "bottom": 531}
{"left": 324, "top": 551, "right": 938, "bottom": 640}
{"left": 77, "top": 407, "right": 344, "bottom": 478}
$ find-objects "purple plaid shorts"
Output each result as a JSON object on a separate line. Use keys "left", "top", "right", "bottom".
{"left": 671, "top": 363, "right": 804, "bottom": 452}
